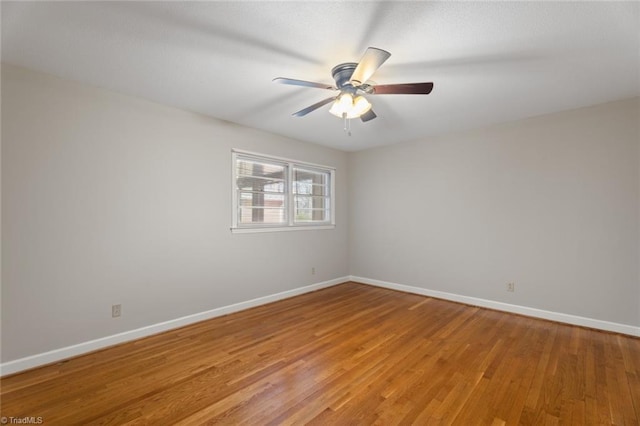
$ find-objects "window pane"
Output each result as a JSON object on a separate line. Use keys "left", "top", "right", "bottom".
{"left": 240, "top": 192, "right": 285, "bottom": 208}
{"left": 293, "top": 166, "right": 330, "bottom": 224}
{"left": 239, "top": 207, "right": 286, "bottom": 224}
{"left": 237, "top": 159, "right": 285, "bottom": 180}
{"left": 295, "top": 209, "right": 328, "bottom": 222}
{"left": 293, "top": 169, "right": 329, "bottom": 196}
{"left": 292, "top": 181, "right": 328, "bottom": 196}
{"left": 294, "top": 195, "right": 328, "bottom": 210}
{"left": 237, "top": 177, "right": 284, "bottom": 193}
{"left": 236, "top": 156, "right": 287, "bottom": 225}
{"left": 294, "top": 169, "right": 328, "bottom": 186}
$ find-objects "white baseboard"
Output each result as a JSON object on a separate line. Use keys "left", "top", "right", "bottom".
{"left": 4, "top": 275, "right": 637, "bottom": 376}
{"left": 0, "top": 277, "right": 348, "bottom": 377}
{"left": 350, "top": 275, "right": 640, "bottom": 338}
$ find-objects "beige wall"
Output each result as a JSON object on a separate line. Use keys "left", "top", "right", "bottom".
{"left": 1, "top": 64, "right": 349, "bottom": 362}
{"left": 349, "top": 97, "right": 640, "bottom": 327}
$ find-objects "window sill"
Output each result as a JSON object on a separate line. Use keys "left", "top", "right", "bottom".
{"left": 231, "top": 225, "right": 335, "bottom": 234}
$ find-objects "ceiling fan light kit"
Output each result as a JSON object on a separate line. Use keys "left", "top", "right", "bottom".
{"left": 328, "top": 93, "right": 372, "bottom": 119}
{"left": 273, "top": 47, "right": 434, "bottom": 135}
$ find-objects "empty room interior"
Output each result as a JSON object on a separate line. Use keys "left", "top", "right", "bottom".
{"left": 1, "top": 2, "right": 639, "bottom": 424}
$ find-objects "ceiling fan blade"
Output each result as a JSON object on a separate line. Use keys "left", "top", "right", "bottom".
{"left": 372, "top": 82, "right": 434, "bottom": 95}
{"left": 360, "top": 109, "right": 377, "bottom": 122}
{"left": 273, "top": 77, "right": 336, "bottom": 90}
{"left": 292, "top": 96, "right": 337, "bottom": 117}
{"left": 349, "top": 47, "right": 391, "bottom": 86}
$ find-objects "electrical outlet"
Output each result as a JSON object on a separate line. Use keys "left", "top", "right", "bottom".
{"left": 507, "top": 282, "right": 515, "bottom": 292}
{"left": 311, "top": 267, "right": 316, "bottom": 275}
{"left": 112, "top": 304, "right": 121, "bottom": 318}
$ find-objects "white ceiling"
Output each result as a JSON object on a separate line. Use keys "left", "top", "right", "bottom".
{"left": 2, "top": 1, "right": 639, "bottom": 151}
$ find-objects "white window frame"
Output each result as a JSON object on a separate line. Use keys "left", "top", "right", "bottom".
{"left": 231, "top": 149, "right": 336, "bottom": 233}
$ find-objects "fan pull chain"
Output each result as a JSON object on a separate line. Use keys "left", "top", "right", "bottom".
{"left": 342, "top": 113, "right": 352, "bottom": 137}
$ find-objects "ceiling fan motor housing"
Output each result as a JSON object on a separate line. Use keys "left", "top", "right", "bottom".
{"left": 331, "top": 63, "right": 358, "bottom": 92}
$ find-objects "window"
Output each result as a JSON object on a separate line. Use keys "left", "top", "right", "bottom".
{"left": 232, "top": 150, "right": 335, "bottom": 232}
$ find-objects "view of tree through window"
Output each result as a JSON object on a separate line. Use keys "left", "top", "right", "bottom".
{"left": 293, "top": 168, "right": 330, "bottom": 222}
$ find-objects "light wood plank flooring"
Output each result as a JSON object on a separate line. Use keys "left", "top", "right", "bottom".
{"left": 1, "top": 282, "right": 639, "bottom": 424}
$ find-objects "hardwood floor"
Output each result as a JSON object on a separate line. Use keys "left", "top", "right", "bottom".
{"left": 1, "top": 282, "right": 639, "bottom": 425}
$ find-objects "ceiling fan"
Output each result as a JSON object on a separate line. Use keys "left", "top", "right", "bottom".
{"left": 273, "top": 47, "right": 434, "bottom": 129}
